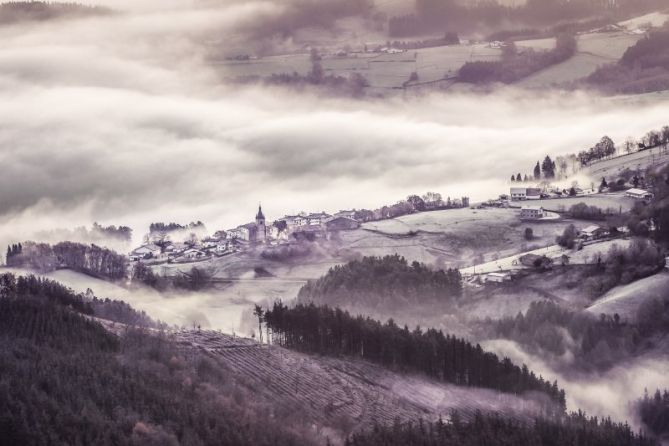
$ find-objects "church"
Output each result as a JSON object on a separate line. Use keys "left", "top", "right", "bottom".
{"left": 228, "top": 205, "right": 267, "bottom": 243}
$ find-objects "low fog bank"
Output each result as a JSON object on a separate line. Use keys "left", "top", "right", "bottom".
{"left": 1, "top": 266, "right": 294, "bottom": 334}
{"left": 483, "top": 339, "right": 669, "bottom": 429}
{"left": 1, "top": 4, "right": 669, "bottom": 251}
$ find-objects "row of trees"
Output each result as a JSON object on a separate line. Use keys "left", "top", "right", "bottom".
{"left": 297, "top": 255, "right": 463, "bottom": 310}
{"left": 346, "top": 410, "right": 657, "bottom": 446}
{"left": 0, "top": 273, "right": 157, "bottom": 328}
{"left": 6, "top": 241, "right": 128, "bottom": 280}
{"left": 265, "top": 49, "right": 369, "bottom": 97}
{"left": 577, "top": 136, "right": 617, "bottom": 166}
{"left": 0, "top": 1, "right": 111, "bottom": 24}
{"left": 459, "top": 34, "right": 577, "bottom": 84}
{"left": 587, "top": 26, "right": 669, "bottom": 94}
{"left": 35, "top": 222, "right": 132, "bottom": 246}
{"left": 352, "top": 192, "right": 468, "bottom": 223}
{"left": 388, "top": 0, "right": 663, "bottom": 37}
{"left": 132, "top": 263, "right": 212, "bottom": 292}
{"left": 512, "top": 123, "right": 668, "bottom": 184}
{"left": 264, "top": 301, "right": 566, "bottom": 413}
{"left": 491, "top": 301, "right": 640, "bottom": 370}
{"left": 554, "top": 233, "right": 664, "bottom": 295}
{"left": 636, "top": 389, "right": 669, "bottom": 439}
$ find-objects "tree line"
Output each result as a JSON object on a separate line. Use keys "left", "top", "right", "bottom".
{"left": 636, "top": 389, "right": 669, "bottom": 440}
{"left": 459, "top": 33, "right": 577, "bottom": 84}
{"left": 387, "top": 0, "right": 664, "bottom": 37}
{"left": 351, "top": 191, "right": 469, "bottom": 224}
{"left": 0, "top": 273, "right": 157, "bottom": 328}
{"left": 0, "top": 1, "right": 112, "bottom": 25}
{"left": 297, "top": 255, "right": 463, "bottom": 311}
{"left": 587, "top": 25, "right": 669, "bottom": 94}
{"left": 488, "top": 296, "right": 669, "bottom": 372}
{"left": 34, "top": 222, "right": 132, "bottom": 246}
{"left": 346, "top": 410, "right": 657, "bottom": 446}
{"left": 6, "top": 241, "right": 127, "bottom": 281}
{"left": 264, "top": 301, "right": 566, "bottom": 414}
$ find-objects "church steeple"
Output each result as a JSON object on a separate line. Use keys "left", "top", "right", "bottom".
{"left": 255, "top": 204, "right": 266, "bottom": 242}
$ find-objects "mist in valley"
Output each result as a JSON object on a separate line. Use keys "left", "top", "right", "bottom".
{"left": 2, "top": 1, "right": 669, "bottom": 444}
{"left": 1, "top": 0, "right": 669, "bottom": 252}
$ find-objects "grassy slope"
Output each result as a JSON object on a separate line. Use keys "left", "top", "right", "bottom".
{"left": 586, "top": 271, "right": 669, "bottom": 320}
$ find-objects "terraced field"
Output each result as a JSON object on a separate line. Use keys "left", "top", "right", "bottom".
{"left": 174, "top": 330, "right": 545, "bottom": 439}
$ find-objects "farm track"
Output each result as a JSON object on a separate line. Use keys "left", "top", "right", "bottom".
{"left": 173, "top": 330, "right": 544, "bottom": 435}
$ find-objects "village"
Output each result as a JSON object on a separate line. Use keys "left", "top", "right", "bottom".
{"left": 128, "top": 206, "right": 363, "bottom": 265}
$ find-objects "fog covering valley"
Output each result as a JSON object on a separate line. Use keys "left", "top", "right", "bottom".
{"left": 2, "top": 0, "right": 669, "bottom": 445}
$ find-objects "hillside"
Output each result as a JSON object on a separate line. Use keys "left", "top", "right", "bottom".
{"left": 175, "top": 329, "right": 546, "bottom": 441}
{"left": 0, "top": 273, "right": 557, "bottom": 445}
{"left": 0, "top": 1, "right": 111, "bottom": 25}
{"left": 586, "top": 271, "right": 669, "bottom": 320}
{"left": 0, "top": 278, "right": 314, "bottom": 446}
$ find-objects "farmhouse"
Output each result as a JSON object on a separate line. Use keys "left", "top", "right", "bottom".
{"left": 520, "top": 206, "right": 545, "bottom": 220}
{"left": 510, "top": 187, "right": 541, "bottom": 201}
{"left": 484, "top": 272, "right": 511, "bottom": 283}
{"left": 306, "top": 212, "right": 331, "bottom": 226}
{"left": 625, "top": 188, "right": 654, "bottom": 200}
{"left": 325, "top": 216, "right": 360, "bottom": 231}
{"left": 580, "top": 225, "right": 607, "bottom": 241}
{"left": 183, "top": 249, "right": 206, "bottom": 260}
{"left": 130, "top": 244, "right": 161, "bottom": 260}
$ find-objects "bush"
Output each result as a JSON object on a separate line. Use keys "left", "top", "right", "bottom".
{"left": 556, "top": 224, "right": 578, "bottom": 249}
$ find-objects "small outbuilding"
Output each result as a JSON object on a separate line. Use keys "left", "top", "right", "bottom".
{"left": 625, "top": 188, "right": 654, "bottom": 200}
{"left": 484, "top": 272, "right": 512, "bottom": 283}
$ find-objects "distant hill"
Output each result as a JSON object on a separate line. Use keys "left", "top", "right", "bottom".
{"left": 0, "top": 1, "right": 112, "bottom": 25}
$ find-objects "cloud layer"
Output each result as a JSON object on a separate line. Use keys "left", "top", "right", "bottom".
{"left": 1, "top": 1, "right": 669, "bottom": 250}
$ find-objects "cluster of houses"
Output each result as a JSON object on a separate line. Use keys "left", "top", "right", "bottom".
{"left": 129, "top": 205, "right": 362, "bottom": 263}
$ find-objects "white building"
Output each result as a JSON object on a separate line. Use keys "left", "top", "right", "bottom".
{"left": 484, "top": 272, "right": 511, "bottom": 283}
{"left": 520, "top": 206, "right": 545, "bottom": 220}
{"left": 510, "top": 187, "right": 527, "bottom": 200}
{"left": 625, "top": 188, "right": 654, "bottom": 200}
{"left": 183, "top": 249, "right": 205, "bottom": 260}
{"left": 130, "top": 244, "right": 161, "bottom": 260}
{"left": 580, "top": 225, "right": 607, "bottom": 240}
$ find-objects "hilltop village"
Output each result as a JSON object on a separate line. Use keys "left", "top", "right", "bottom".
{"left": 129, "top": 195, "right": 471, "bottom": 265}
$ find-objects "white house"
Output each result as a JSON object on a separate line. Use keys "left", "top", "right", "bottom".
{"left": 484, "top": 272, "right": 511, "bottom": 283}
{"left": 306, "top": 212, "right": 331, "bottom": 226}
{"left": 510, "top": 187, "right": 527, "bottom": 200}
{"left": 183, "top": 249, "right": 205, "bottom": 259}
{"left": 580, "top": 225, "right": 607, "bottom": 240}
{"left": 228, "top": 226, "right": 252, "bottom": 241}
{"left": 625, "top": 188, "right": 654, "bottom": 200}
{"left": 130, "top": 244, "right": 161, "bottom": 260}
{"left": 520, "top": 206, "right": 545, "bottom": 220}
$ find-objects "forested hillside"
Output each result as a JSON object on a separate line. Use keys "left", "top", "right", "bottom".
{"left": 636, "top": 389, "right": 669, "bottom": 440}
{"left": 488, "top": 298, "right": 669, "bottom": 370}
{"left": 346, "top": 411, "right": 657, "bottom": 446}
{"left": 297, "top": 255, "right": 462, "bottom": 310}
{"left": 6, "top": 241, "right": 127, "bottom": 280}
{"left": 0, "top": 274, "right": 316, "bottom": 446}
{"left": 587, "top": 25, "right": 669, "bottom": 93}
{"left": 0, "top": 1, "right": 111, "bottom": 25}
{"left": 264, "top": 302, "right": 566, "bottom": 414}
